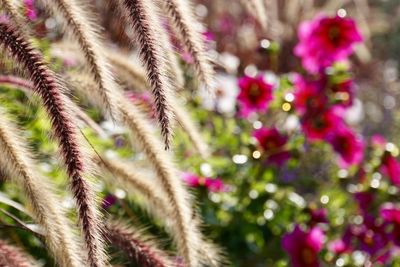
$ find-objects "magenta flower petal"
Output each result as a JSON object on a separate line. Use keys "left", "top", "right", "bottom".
{"left": 182, "top": 172, "right": 201, "bottom": 187}
{"left": 282, "top": 225, "right": 324, "bottom": 267}
{"left": 328, "top": 239, "right": 348, "bottom": 254}
{"left": 294, "top": 15, "right": 363, "bottom": 73}
{"left": 381, "top": 155, "right": 400, "bottom": 186}
{"left": 293, "top": 75, "right": 327, "bottom": 116}
{"left": 371, "top": 134, "right": 386, "bottom": 147}
{"left": 204, "top": 178, "right": 227, "bottom": 192}
{"left": 326, "top": 125, "right": 364, "bottom": 168}
{"left": 253, "top": 127, "right": 290, "bottom": 166}
{"left": 237, "top": 75, "right": 274, "bottom": 118}
{"left": 301, "top": 109, "right": 342, "bottom": 141}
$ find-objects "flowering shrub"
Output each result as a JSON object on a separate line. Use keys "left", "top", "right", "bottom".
{"left": 187, "top": 3, "right": 400, "bottom": 266}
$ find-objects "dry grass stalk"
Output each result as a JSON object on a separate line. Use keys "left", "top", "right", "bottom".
{"left": 244, "top": 0, "right": 268, "bottom": 29}
{"left": 59, "top": 45, "right": 210, "bottom": 158}
{"left": 40, "top": 0, "right": 120, "bottom": 120}
{"left": 0, "top": 239, "right": 39, "bottom": 267}
{"left": 97, "top": 157, "right": 224, "bottom": 267}
{"left": 98, "top": 52, "right": 209, "bottom": 157}
{"left": 160, "top": 0, "right": 215, "bottom": 90}
{"left": 119, "top": 0, "right": 175, "bottom": 149}
{"left": 0, "top": 21, "right": 106, "bottom": 267}
{"left": 104, "top": 50, "right": 148, "bottom": 90}
{"left": 0, "top": 110, "right": 84, "bottom": 267}
{"left": 0, "top": 74, "right": 107, "bottom": 137}
{"left": 68, "top": 73, "right": 200, "bottom": 267}
{"left": 105, "top": 221, "right": 173, "bottom": 267}
{"left": 0, "top": 0, "right": 28, "bottom": 35}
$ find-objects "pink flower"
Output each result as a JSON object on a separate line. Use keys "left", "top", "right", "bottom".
{"left": 328, "top": 239, "right": 349, "bottom": 254}
{"left": 182, "top": 172, "right": 203, "bottom": 187}
{"left": 282, "top": 225, "right": 324, "bottom": 267}
{"left": 380, "top": 204, "right": 400, "bottom": 246}
{"left": 294, "top": 75, "right": 327, "bottom": 116}
{"left": 370, "top": 135, "right": 400, "bottom": 186}
{"left": 181, "top": 173, "right": 227, "bottom": 192}
{"left": 371, "top": 134, "right": 386, "bottom": 147}
{"left": 253, "top": 127, "right": 290, "bottom": 165}
{"left": 326, "top": 125, "right": 364, "bottom": 168}
{"left": 237, "top": 75, "right": 274, "bottom": 118}
{"left": 380, "top": 204, "right": 400, "bottom": 224}
{"left": 203, "top": 31, "right": 215, "bottom": 42}
{"left": 309, "top": 208, "right": 328, "bottom": 226}
{"left": 294, "top": 15, "right": 363, "bottom": 73}
{"left": 24, "top": 0, "right": 37, "bottom": 21}
{"left": 354, "top": 192, "right": 374, "bottom": 214}
{"left": 204, "top": 178, "right": 226, "bottom": 192}
{"left": 301, "top": 109, "right": 341, "bottom": 141}
{"left": 381, "top": 154, "right": 400, "bottom": 186}
{"left": 102, "top": 194, "right": 117, "bottom": 209}
{"left": 341, "top": 216, "right": 390, "bottom": 261}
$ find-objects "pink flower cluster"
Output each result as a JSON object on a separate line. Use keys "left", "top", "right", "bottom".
{"left": 284, "top": 198, "right": 400, "bottom": 266}
{"left": 283, "top": 225, "right": 325, "bottom": 267}
{"left": 253, "top": 127, "right": 291, "bottom": 166}
{"left": 181, "top": 172, "right": 227, "bottom": 193}
{"left": 293, "top": 74, "right": 364, "bottom": 168}
{"left": 325, "top": 194, "right": 400, "bottom": 265}
{"left": 236, "top": 15, "right": 365, "bottom": 169}
{"left": 294, "top": 15, "right": 363, "bottom": 73}
{"left": 292, "top": 15, "right": 364, "bottom": 168}
{"left": 237, "top": 75, "right": 274, "bottom": 118}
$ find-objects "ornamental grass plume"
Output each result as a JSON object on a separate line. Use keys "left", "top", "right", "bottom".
{"left": 0, "top": 74, "right": 107, "bottom": 137}
{"left": 39, "top": 0, "right": 120, "bottom": 119}
{"left": 96, "top": 157, "right": 225, "bottom": 266}
{"left": 241, "top": 0, "right": 268, "bottom": 29}
{"left": 67, "top": 73, "right": 221, "bottom": 267}
{"left": 0, "top": 110, "right": 84, "bottom": 267}
{"left": 118, "top": 0, "right": 175, "bottom": 149}
{"left": 105, "top": 100, "right": 198, "bottom": 267}
{"left": 0, "top": 0, "right": 25, "bottom": 30}
{"left": 0, "top": 21, "right": 106, "bottom": 267}
{"left": 105, "top": 221, "right": 173, "bottom": 267}
{"left": 96, "top": 157, "right": 168, "bottom": 220}
{"left": 69, "top": 72, "right": 225, "bottom": 266}
{"left": 0, "top": 239, "right": 40, "bottom": 267}
{"left": 105, "top": 51, "right": 210, "bottom": 157}
{"left": 160, "top": 0, "right": 215, "bottom": 91}
{"left": 0, "top": 0, "right": 223, "bottom": 265}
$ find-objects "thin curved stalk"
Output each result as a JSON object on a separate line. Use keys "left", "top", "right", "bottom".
{"left": 241, "top": 0, "right": 268, "bottom": 29}
{"left": 40, "top": 0, "right": 120, "bottom": 120}
{"left": 159, "top": 0, "right": 215, "bottom": 90}
{"left": 68, "top": 73, "right": 199, "bottom": 267}
{"left": 96, "top": 157, "right": 168, "bottom": 218}
{"left": 98, "top": 157, "right": 225, "bottom": 266}
{"left": 118, "top": 0, "right": 175, "bottom": 149}
{"left": 0, "top": 0, "right": 28, "bottom": 35}
{"left": 105, "top": 221, "right": 173, "bottom": 267}
{"left": 0, "top": 110, "right": 84, "bottom": 267}
{"left": 0, "top": 21, "right": 106, "bottom": 267}
{"left": 0, "top": 74, "right": 108, "bottom": 137}
{"left": 0, "top": 239, "right": 39, "bottom": 267}
{"left": 90, "top": 51, "right": 209, "bottom": 157}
